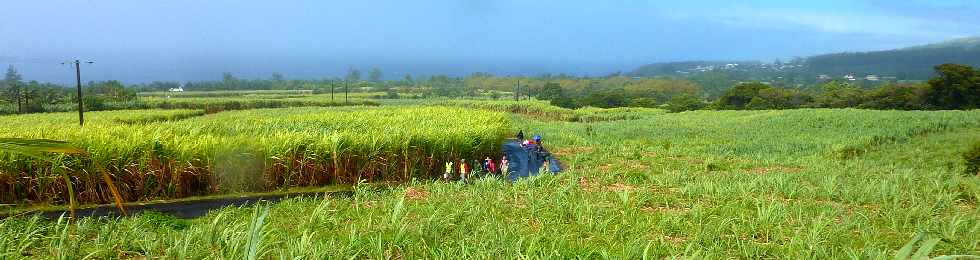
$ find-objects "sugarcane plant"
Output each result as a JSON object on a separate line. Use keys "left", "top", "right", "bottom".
{"left": 894, "top": 232, "right": 980, "bottom": 260}
{"left": 0, "top": 138, "right": 127, "bottom": 218}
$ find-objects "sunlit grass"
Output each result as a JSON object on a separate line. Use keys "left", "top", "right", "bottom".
{"left": 1, "top": 105, "right": 978, "bottom": 258}
{"left": 0, "top": 107, "right": 509, "bottom": 205}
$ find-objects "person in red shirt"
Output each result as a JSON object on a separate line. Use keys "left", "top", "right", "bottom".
{"left": 485, "top": 157, "right": 496, "bottom": 175}
{"left": 459, "top": 159, "right": 470, "bottom": 181}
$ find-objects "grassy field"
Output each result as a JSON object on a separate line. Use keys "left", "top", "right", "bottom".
{"left": 137, "top": 90, "right": 318, "bottom": 98}
{"left": 0, "top": 102, "right": 978, "bottom": 258}
{"left": 0, "top": 106, "right": 509, "bottom": 205}
{"left": 381, "top": 99, "right": 665, "bottom": 122}
{"left": 30, "top": 93, "right": 379, "bottom": 114}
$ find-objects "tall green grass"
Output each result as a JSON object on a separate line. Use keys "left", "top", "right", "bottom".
{"left": 0, "top": 107, "right": 509, "bottom": 204}
{"left": 1, "top": 105, "right": 978, "bottom": 258}
{"left": 427, "top": 99, "right": 665, "bottom": 122}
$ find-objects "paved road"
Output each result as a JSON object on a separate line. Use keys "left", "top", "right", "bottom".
{"left": 1, "top": 190, "right": 352, "bottom": 219}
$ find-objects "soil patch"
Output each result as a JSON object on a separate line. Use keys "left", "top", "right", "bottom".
{"left": 403, "top": 187, "right": 428, "bottom": 201}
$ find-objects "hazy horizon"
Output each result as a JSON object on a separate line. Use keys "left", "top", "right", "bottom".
{"left": 2, "top": 0, "right": 979, "bottom": 84}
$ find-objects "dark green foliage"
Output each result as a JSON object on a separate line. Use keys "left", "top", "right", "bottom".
{"left": 137, "top": 210, "right": 190, "bottom": 230}
{"left": 814, "top": 81, "right": 864, "bottom": 108}
{"left": 385, "top": 89, "right": 399, "bottom": 99}
{"left": 82, "top": 96, "right": 107, "bottom": 111}
{"left": 627, "top": 97, "right": 658, "bottom": 108}
{"left": 550, "top": 95, "right": 581, "bottom": 109}
{"left": 859, "top": 84, "right": 928, "bottom": 110}
{"left": 3, "top": 65, "right": 23, "bottom": 113}
{"left": 666, "top": 94, "right": 705, "bottom": 112}
{"left": 535, "top": 78, "right": 700, "bottom": 109}
{"left": 965, "top": 143, "right": 980, "bottom": 176}
{"left": 22, "top": 101, "right": 44, "bottom": 113}
{"left": 707, "top": 64, "right": 979, "bottom": 111}
{"left": 925, "top": 64, "right": 980, "bottom": 110}
{"left": 754, "top": 87, "right": 810, "bottom": 109}
{"left": 86, "top": 80, "right": 136, "bottom": 101}
{"left": 582, "top": 89, "right": 627, "bottom": 108}
{"left": 536, "top": 82, "right": 562, "bottom": 100}
{"left": 715, "top": 82, "right": 772, "bottom": 109}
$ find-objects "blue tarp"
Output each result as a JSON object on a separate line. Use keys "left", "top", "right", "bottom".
{"left": 502, "top": 139, "right": 561, "bottom": 181}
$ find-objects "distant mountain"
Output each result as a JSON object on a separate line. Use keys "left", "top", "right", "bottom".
{"left": 901, "top": 37, "right": 980, "bottom": 51}
{"left": 805, "top": 36, "right": 980, "bottom": 79}
{"left": 630, "top": 37, "right": 980, "bottom": 81}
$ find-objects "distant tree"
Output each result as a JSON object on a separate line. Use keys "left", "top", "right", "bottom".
{"left": 624, "top": 79, "right": 700, "bottom": 103}
{"left": 271, "top": 73, "right": 285, "bottom": 82}
{"left": 667, "top": 94, "right": 705, "bottom": 112}
{"left": 86, "top": 80, "right": 135, "bottom": 101}
{"left": 221, "top": 72, "right": 239, "bottom": 90}
{"left": 925, "top": 64, "right": 980, "bottom": 109}
{"left": 536, "top": 82, "right": 562, "bottom": 100}
{"left": 583, "top": 89, "right": 626, "bottom": 108}
{"left": 551, "top": 94, "right": 581, "bottom": 109}
{"left": 346, "top": 68, "right": 362, "bottom": 82}
{"left": 814, "top": 81, "right": 864, "bottom": 108}
{"left": 4, "top": 65, "right": 23, "bottom": 113}
{"left": 21, "top": 86, "right": 42, "bottom": 113}
{"left": 628, "top": 98, "right": 658, "bottom": 108}
{"left": 750, "top": 87, "right": 808, "bottom": 109}
{"left": 403, "top": 74, "right": 414, "bottom": 85}
{"left": 859, "top": 83, "right": 928, "bottom": 110}
{"left": 82, "top": 95, "right": 107, "bottom": 111}
{"left": 714, "top": 82, "right": 770, "bottom": 110}
{"left": 746, "top": 96, "right": 770, "bottom": 110}
{"left": 368, "top": 68, "right": 382, "bottom": 82}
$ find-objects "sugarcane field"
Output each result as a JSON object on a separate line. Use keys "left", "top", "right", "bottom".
{"left": 2, "top": 1, "right": 980, "bottom": 259}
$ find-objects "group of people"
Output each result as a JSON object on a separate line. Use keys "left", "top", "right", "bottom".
{"left": 443, "top": 131, "right": 556, "bottom": 182}
{"left": 443, "top": 156, "right": 509, "bottom": 181}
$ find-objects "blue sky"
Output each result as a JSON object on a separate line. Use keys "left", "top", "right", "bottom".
{"left": 1, "top": 0, "right": 978, "bottom": 83}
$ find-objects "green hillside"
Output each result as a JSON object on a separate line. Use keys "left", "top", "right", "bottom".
{"left": 630, "top": 37, "right": 980, "bottom": 81}
{"left": 805, "top": 37, "right": 980, "bottom": 79}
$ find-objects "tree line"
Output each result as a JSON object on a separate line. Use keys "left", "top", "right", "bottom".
{"left": 705, "top": 64, "right": 980, "bottom": 111}
{"left": 1, "top": 66, "right": 136, "bottom": 114}
{"left": 2, "top": 64, "right": 978, "bottom": 115}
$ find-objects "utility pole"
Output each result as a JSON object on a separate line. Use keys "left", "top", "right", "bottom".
{"left": 331, "top": 81, "right": 335, "bottom": 102}
{"left": 515, "top": 79, "right": 520, "bottom": 101}
{"left": 527, "top": 80, "right": 532, "bottom": 101}
{"left": 345, "top": 79, "right": 349, "bottom": 104}
{"left": 64, "top": 60, "right": 93, "bottom": 126}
